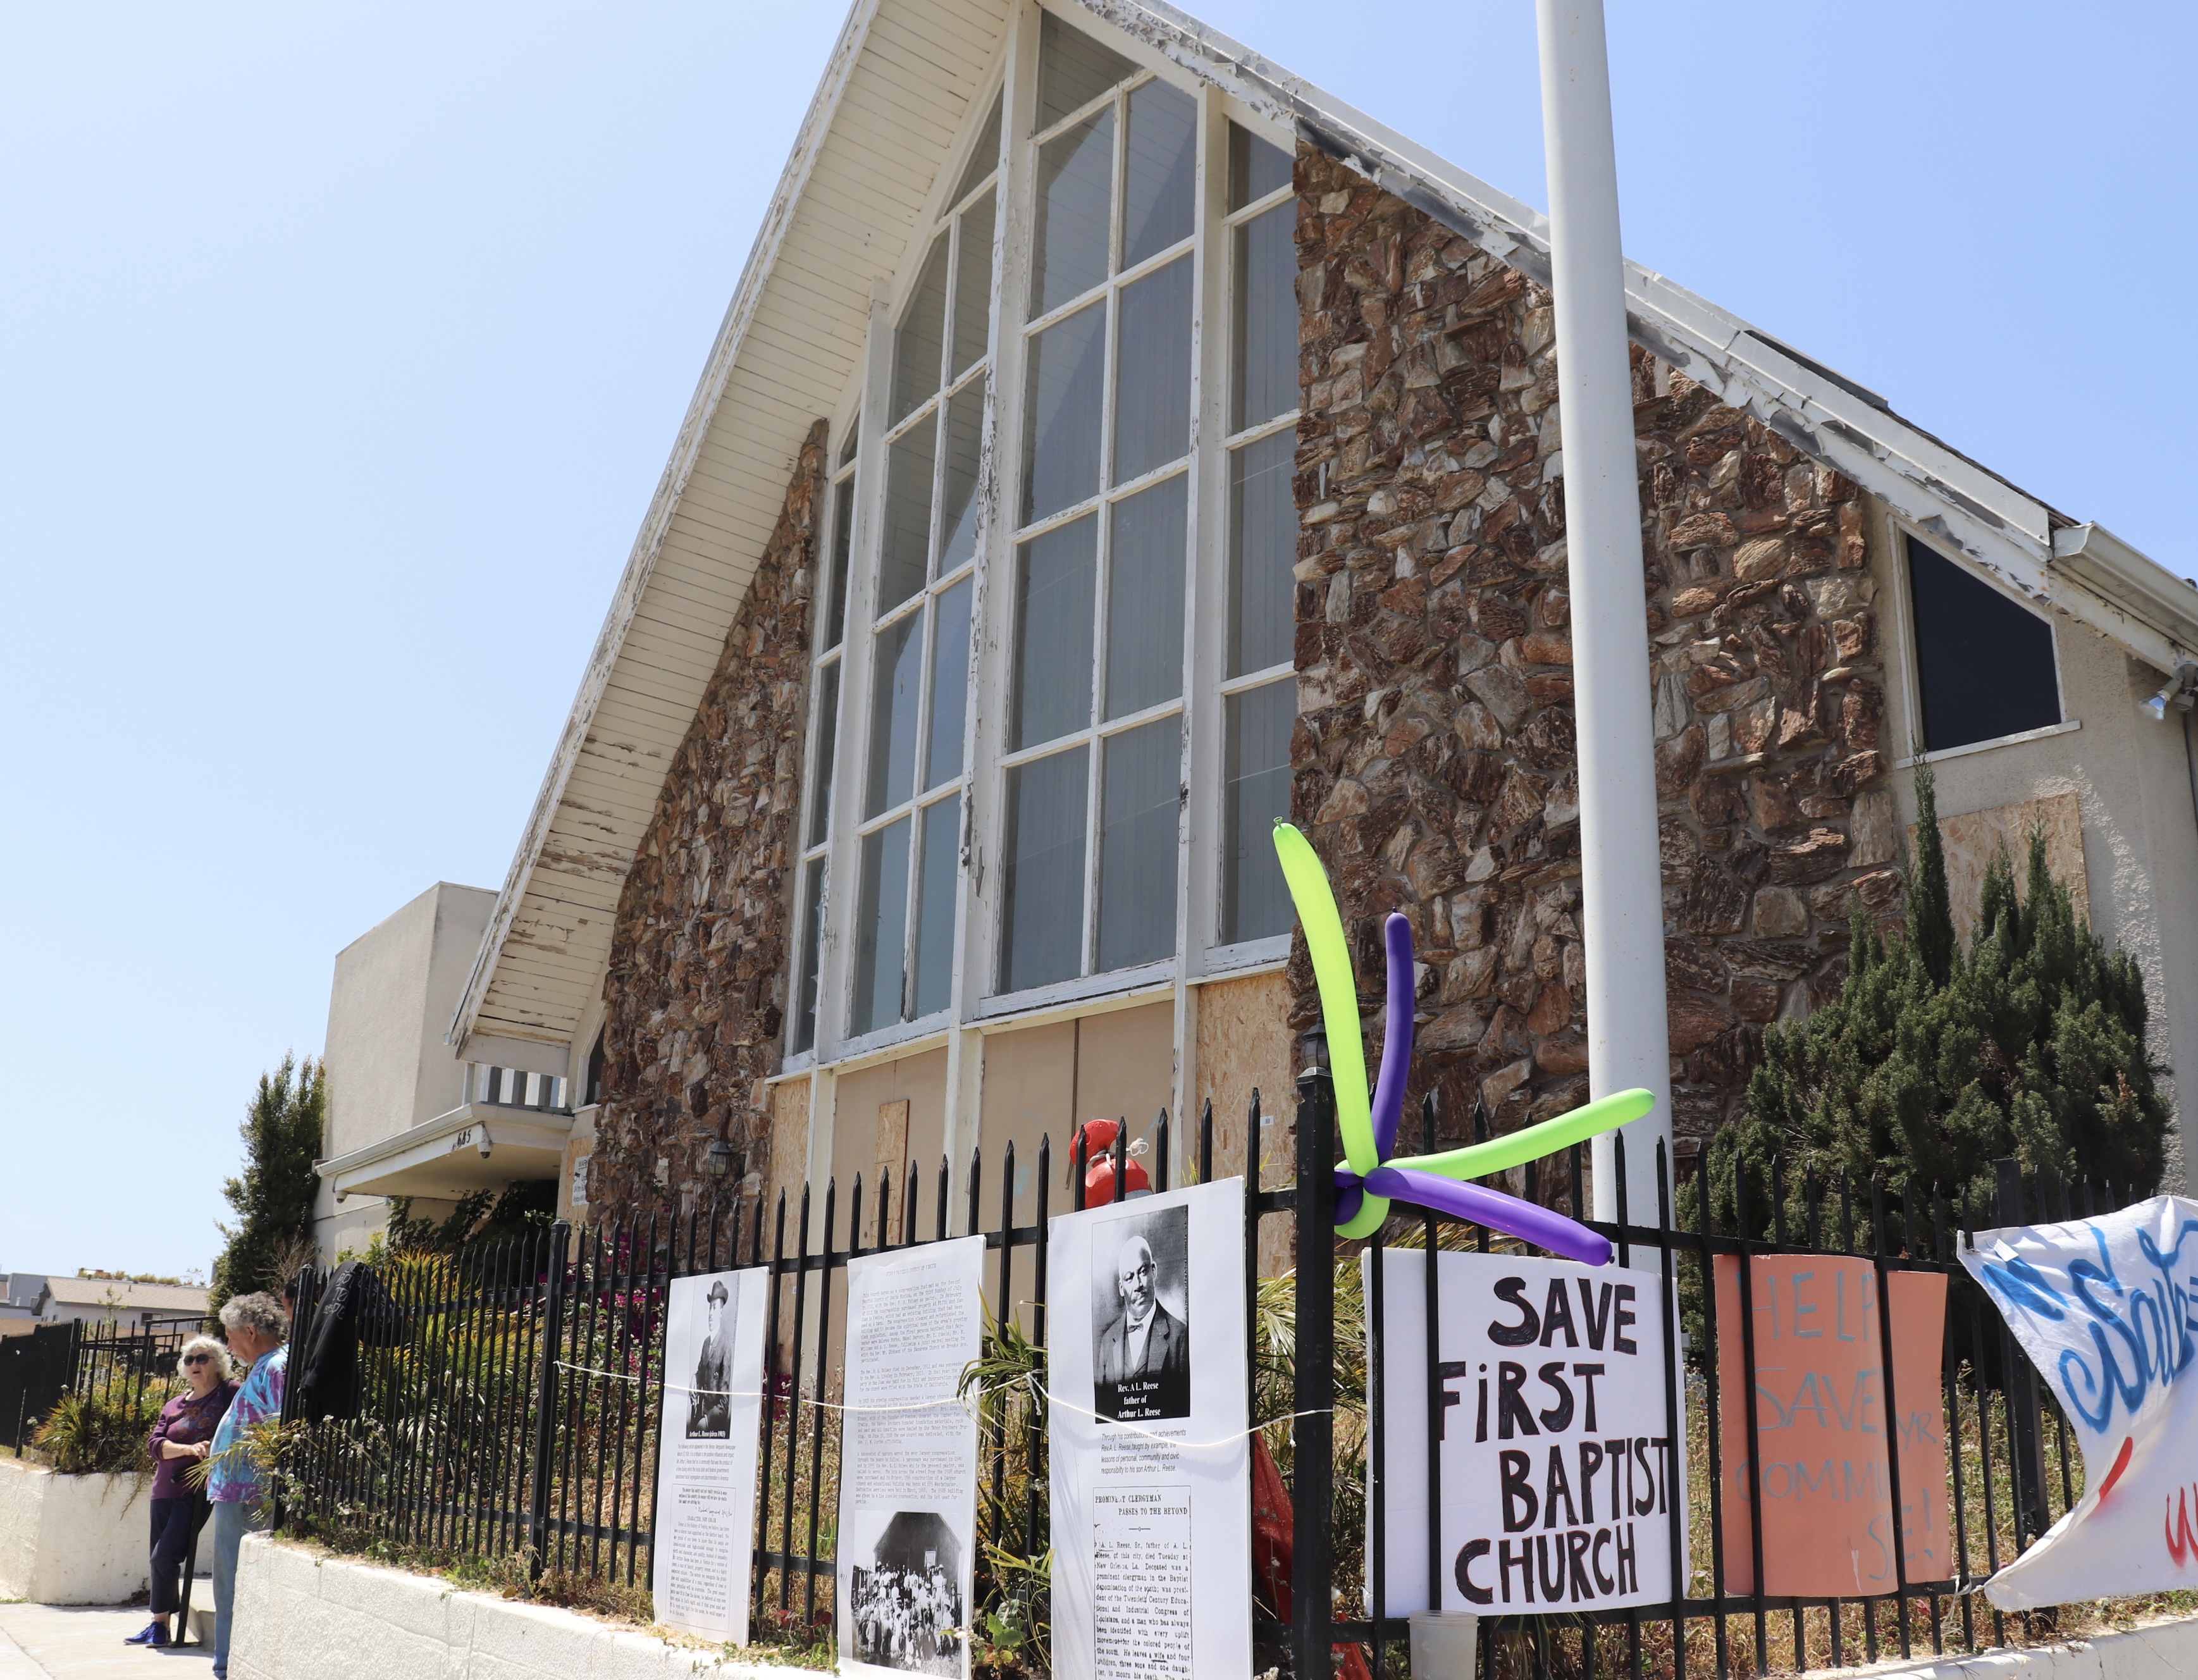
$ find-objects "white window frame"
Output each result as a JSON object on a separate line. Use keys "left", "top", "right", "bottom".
{"left": 786, "top": 1, "right": 1302, "bottom": 1085}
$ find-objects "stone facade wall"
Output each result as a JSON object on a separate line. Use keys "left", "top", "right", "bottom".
{"left": 585, "top": 422, "right": 825, "bottom": 1221}
{"left": 1287, "top": 147, "right": 1897, "bottom": 1174}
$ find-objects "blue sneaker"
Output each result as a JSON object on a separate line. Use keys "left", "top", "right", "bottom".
{"left": 123, "top": 1622, "right": 166, "bottom": 1646}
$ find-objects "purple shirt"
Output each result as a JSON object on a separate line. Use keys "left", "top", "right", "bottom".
{"left": 147, "top": 1380, "right": 238, "bottom": 1500}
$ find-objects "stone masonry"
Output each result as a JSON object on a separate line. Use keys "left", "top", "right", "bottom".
{"left": 586, "top": 421, "right": 826, "bottom": 1220}
{"left": 1287, "top": 146, "right": 1898, "bottom": 1181}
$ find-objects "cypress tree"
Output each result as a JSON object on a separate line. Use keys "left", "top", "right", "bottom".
{"left": 1696, "top": 763, "right": 2170, "bottom": 1238}
{"left": 209, "top": 1054, "right": 327, "bottom": 1304}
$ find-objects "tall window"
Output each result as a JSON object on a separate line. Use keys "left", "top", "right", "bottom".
{"left": 787, "top": 12, "right": 1300, "bottom": 1064}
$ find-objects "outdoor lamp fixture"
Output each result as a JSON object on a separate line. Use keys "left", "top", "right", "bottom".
{"left": 703, "top": 1139, "right": 736, "bottom": 1180}
{"left": 2139, "top": 662, "right": 2198, "bottom": 723}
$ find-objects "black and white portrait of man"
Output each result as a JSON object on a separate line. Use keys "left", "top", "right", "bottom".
{"left": 1090, "top": 1204, "right": 1190, "bottom": 1423}
{"left": 685, "top": 1278, "right": 732, "bottom": 1439}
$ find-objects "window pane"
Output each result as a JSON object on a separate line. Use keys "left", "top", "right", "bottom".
{"left": 1022, "top": 302, "right": 1106, "bottom": 525}
{"left": 1122, "top": 78, "right": 1195, "bottom": 269}
{"left": 825, "top": 476, "right": 855, "bottom": 648}
{"left": 1001, "top": 746, "right": 1088, "bottom": 992}
{"left": 1228, "top": 121, "right": 1292, "bottom": 211}
{"left": 953, "top": 90, "right": 1002, "bottom": 205}
{"left": 1232, "top": 203, "right": 1297, "bottom": 431}
{"left": 1036, "top": 10, "right": 1134, "bottom": 132}
{"left": 1097, "top": 716, "right": 1180, "bottom": 972}
{"left": 926, "top": 577, "right": 972, "bottom": 788}
{"left": 1113, "top": 255, "right": 1192, "bottom": 483}
{"left": 1105, "top": 473, "right": 1185, "bottom": 719}
{"left": 866, "top": 609, "right": 925, "bottom": 817}
{"left": 1224, "top": 680, "right": 1294, "bottom": 944}
{"left": 952, "top": 190, "right": 996, "bottom": 380}
{"left": 854, "top": 818, "right": 912, "bottom": 1033}
{"left": 1032, "top": 108, "right": 1114, "bottom": 318}
{"left": 881, "top": 411, "right": 936, "bottom": 610}
{"left": 1012, "top": 515, "right": 1096, "bottom": 750}
{"left": 1906, "top": 534, "right": 2061, "bottom": 752}
{"left": 911, "top": 794, "right": 961, "bottom": 1017}
{"left": 1228, "top": 428, "right": 1298, "bottom": 676}
{"left": 837, "top": 423, "right": 860, "bottom": 470}
{"left": 793, "top": 855, "right": 826, "bottom": 1053}
{"left": 892, "top": 234, "right": 949, "bottom": 424}
{"left": 807, "top": 659, "right": 840, "bottom": 847}
{"left": 937, "top": 381, "right": 984, "bottom": 577}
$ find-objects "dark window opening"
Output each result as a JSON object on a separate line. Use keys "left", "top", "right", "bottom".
{"left": 1906, "top": 534, "right": 2060, "bottom": 754}
{"left": 584, "top": 1029, "right": 605, "bottom": 1108}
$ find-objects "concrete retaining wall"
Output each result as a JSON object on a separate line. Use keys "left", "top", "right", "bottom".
{"left": 1825, "top": 1615, "right": 2198, "bottom": 1679}
{"left": 226, "top": 1536, "right": 817, "bottom": 1679}
{"left": 0, "top": 1457, "right": 151, "bottom": 1603}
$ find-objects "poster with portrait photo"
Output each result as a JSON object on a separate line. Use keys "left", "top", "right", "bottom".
{"left": 651, "top": 1266, "right": 769, "bottom": 1645}
{"left": 1049, "top": 1178, "right": 1251, "bottom": 1680}
{"left": 1089, "top": 1202, "right": 1191, "bottom": 1424}
{"left": 836, "top": 1235, "right": 984, "bottom": 1680}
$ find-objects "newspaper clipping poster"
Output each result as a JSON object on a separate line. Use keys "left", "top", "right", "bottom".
{"left": 1368, "top": 1249, "right": 1685, "bottom": 1615}
{"left": 1050, "top": 1178, "right": 1252, "bottom": 1680}
{"left": 837, "top": 1234, "right": 985, "bottom": 1680}
{"left": 651, "top": 1266, "right": 769, "bottom": 1643}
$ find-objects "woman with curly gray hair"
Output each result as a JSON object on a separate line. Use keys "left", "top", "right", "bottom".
{"left": 205, "top": 1293, "right": 288, "bottom": 1678}
{"left": 124, "top": 1336, "right": 237, "bottom": 1646}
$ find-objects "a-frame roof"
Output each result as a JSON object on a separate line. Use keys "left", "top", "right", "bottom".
{"left": 450, "top": 0, "right": 2198, "bottom": 1061}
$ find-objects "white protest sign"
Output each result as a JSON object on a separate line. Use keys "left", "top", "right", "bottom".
{"left": 1960, "top": 1195, "right": 2198, "bottom": 1609}
{"left": 1049, "top": 1179, "right": 1253, "bottom": 1680}
{"left": 1367, "top": 1249, "right": 1684, "bottom": 1615}
{"left": 836, "top": 1235, "right": 985, "bottom": 1680}
{"left": 651, "top": 1266, "right": 770, "bottom": 1644}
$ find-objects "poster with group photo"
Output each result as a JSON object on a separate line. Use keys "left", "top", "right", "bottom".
{"left": 836, "top": 1235, "right": 985, "bottom": 1680}
{"left": 651, "top": 1266, "right": 770, "bottom": 1644}
{"left": 1368, "top": 1249, "right": 1685, "bottom": 1615}
{"left": 1049, "top": 1178, "right": 1252, "bottom": 1680}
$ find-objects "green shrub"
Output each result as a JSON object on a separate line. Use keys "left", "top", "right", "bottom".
{"left": 1695, "top": 760, "right": 2170, "bottom": 1238}
{"left": 32, "top": 1388, "right": 166, "bottom": 1476}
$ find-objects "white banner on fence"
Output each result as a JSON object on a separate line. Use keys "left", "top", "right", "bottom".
{"left": 651, "top": 1266, "right": 770, "bottom": 1645}
{"left": 1048, "top": 1178, "right": 1252, "bottom": 1680}
{"left": 1960, "top": 1195, "right": 2198, "bottom": 1609}
{"left": 1367, "top": 1248, "right": 1685, "bottom": 1615}
{"left": 836, "top": 1234, "right": 985, "bottom": 1680}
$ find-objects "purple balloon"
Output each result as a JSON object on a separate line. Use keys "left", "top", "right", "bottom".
{"left": 1363, "top": 1166, "right": 1612, "bottom": 1266}
{"left": 1369, "top": 913, "right": 1415, "bottom": 1161}
{"left": 1334, "top": 1178, "right": 1365, "bottom": 1228}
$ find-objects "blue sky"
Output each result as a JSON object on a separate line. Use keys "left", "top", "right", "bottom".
{"left": 3, "top": 1, "right": 2190, "bottom": 1280}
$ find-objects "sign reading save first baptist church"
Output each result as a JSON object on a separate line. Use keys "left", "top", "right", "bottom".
{"left": 1367, "top": 1251, "right": 1685, "bottom": 1615}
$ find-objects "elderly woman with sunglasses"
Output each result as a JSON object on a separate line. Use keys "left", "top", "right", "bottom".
{"left": 125, "top": 1335, "right": 238, "bottom": 1647}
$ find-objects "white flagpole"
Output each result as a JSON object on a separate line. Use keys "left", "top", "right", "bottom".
{"left": 1534, "top": 0, "right": 1673, "bottom": 1220}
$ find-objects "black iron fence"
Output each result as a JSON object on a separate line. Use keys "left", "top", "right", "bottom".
{"left": 271, "top": 1071, "right": 2141, "bottom": 1677}
{"left": 2, "top": 1319, "right": 190, "bottom": 1452}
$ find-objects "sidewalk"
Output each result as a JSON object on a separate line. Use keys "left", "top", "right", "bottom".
{"left": 0, "top": 1606, "right": 213, "bottom": 1680}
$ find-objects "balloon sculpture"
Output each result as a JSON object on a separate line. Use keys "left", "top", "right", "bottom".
{"left": 1272, "top": 820, "right": 1652, "bottom": 1266}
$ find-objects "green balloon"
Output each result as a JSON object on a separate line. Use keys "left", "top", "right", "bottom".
{"left": 1271, "top": 822, "right": 1376, "bottom": 1177}
{"left": 1388, "top": 1087, "right": 1655, "bottom": 1181}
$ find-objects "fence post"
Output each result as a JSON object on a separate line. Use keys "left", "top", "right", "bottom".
{"left": 1992, "top": 1159, "right": 2051, "bottom": 1548}
{"left": 1292, "top": 1065, "right": 1335, "bottom": 1680}
{"left": 527, "top": 1220, "right": 572, "bottom": 1579}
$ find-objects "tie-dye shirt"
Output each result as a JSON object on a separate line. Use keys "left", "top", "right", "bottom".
{"left": 207, "top": 1346, "right": 287, "bottom": 1504}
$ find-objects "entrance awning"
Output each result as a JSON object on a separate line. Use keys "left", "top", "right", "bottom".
{"left": 318, "top": 1103, "right": 572, "bottom": 1202}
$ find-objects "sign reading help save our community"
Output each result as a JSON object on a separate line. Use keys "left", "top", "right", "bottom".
{"left": 1711, "top": 1256, "right": 1950, "bottom": 1598}
{"left": 1960, "top": 1196, "right": 2198, "bottom": 1609}
{"left": 1368, "top": 1250, "right": 1684, "bottom": 1615}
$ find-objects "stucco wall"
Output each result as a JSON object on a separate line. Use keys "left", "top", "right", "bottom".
{"left": 1875, "top": 539, "right": 2198, "bottom": 1189}
{"left": 0, "top": 1460, "right": 151, "bottom": 1604}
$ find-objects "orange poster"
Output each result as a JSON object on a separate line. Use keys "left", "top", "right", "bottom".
{"left": 1713, "top": 1256, "right": 1949, "bottom": 1597}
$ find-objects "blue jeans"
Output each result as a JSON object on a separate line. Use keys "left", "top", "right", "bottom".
{"left": 210, "top": 1498, "right": 267, "bottom": 1677}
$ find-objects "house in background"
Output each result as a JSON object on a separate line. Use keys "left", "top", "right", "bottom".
{"left": 311, "top": 882, "right": 595, "bottom": 1257}
{"left": 7, "top": 1275, "right": 209, "bottom": 1334}
{"left": 435, "top": 0, "right": 2198, "bottom": 1244}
